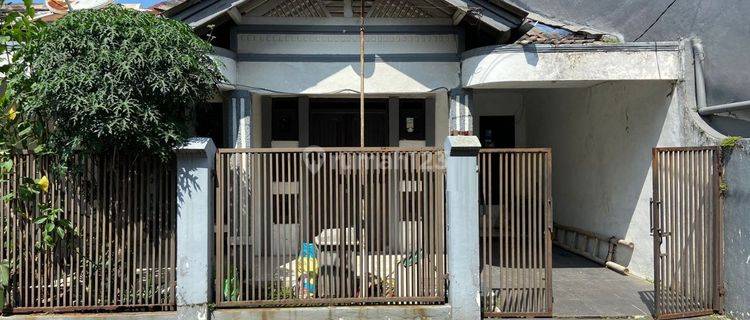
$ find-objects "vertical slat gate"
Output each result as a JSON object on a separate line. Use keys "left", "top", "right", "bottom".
{"left": 215, "top": 147, "right": 446, "bottom": 307}
{"left": 652, "top": 147, "right": 723, "bottom": 319}
{"left": 0, "top": 154, "right": 177, "bottom": 313}
{"left": 479, "top": 149, "right": 553, "bottom": 318}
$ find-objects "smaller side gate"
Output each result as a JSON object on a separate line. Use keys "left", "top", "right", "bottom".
{"left": 478, "top": 149, "right": 553, "bottom": 318}
{"left": 651, "top": 147, "right": 724, "bottom": 320}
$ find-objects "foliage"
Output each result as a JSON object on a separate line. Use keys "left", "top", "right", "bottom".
{"left": 222, "top": 273, "right": 239, "bottom": 301}
{"left": 32, "top": 204, "right": 76, "bottom": 250}
{"left": 5, "top": 5, "right": 223, "bottom": 161}
{"left": 0, "top": 2, "right": 221, "bottom": 310}
{"left": 0, "top": 259, "right": 8, "bottom": 310}
{"left": 268, "top": 285, "right": 295, "bottom": 300}
{"left": 720, "top": 136, "right": 742, "bottom": 149}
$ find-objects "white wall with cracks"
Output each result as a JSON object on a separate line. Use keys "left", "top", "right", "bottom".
{"left": 522, "top": 80, "right": 682, "bottom": 279}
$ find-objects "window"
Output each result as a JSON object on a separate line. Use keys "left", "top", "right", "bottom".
{"left": 399, "top": 99, "right": 425, "bottom": 140}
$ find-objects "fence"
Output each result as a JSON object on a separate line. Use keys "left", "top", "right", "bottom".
{"left": 478, "top": 149, "right": 553, "bottom": 318}
{"left": 215, "top": 147, "right": 446, "bottom": 307}
{"left": 651, "top": 147, "right": 722, "bottom": 319}
{"left": 0, "top": 154, "right": 177, "bottom": 313}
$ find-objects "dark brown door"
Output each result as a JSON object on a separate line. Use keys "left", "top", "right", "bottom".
{"left": 651, "top": 147, "right": 723, "bottom": 319}
{"left": 309, "top": 98, "right": 388, "bottom": 147}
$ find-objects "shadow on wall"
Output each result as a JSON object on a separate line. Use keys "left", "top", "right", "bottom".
{"left": 521, "top": 80, "right": 676, "bottom": 276}
{"left": 236, "top": 60, "right": 458, "bottom": 94}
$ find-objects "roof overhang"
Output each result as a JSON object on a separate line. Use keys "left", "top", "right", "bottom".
{"left": 462, "top": 42, "right": 683, "bottom": 89}
{"left": 164, "top": 0, "right": 527, "bottom": 33}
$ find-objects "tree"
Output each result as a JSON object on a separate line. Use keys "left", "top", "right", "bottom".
{"left": 6, "top": 5, "right": 223, "bottom": 161}
{"left": 0, "top": 3, "right": 222, "bottom": 309}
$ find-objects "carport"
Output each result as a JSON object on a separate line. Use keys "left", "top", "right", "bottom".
{"left": 463, "top": 41, "right": 691, "bottom": 318}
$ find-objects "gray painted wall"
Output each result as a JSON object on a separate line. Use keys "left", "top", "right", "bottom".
{"left": 506, "top": 0, "right": 750, "bottom": 136}
{"left": 719, "top": 142, "right": 750, "bottom": 319}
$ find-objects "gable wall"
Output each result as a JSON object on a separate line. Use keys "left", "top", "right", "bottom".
{"left": 230, "top": 18, "right": 461, "bottom": 94}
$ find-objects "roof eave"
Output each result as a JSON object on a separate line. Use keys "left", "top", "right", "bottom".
{"left": 165, "top": 0, "right": 527, "bottom": 33}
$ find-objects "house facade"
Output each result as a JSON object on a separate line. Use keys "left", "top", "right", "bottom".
{"left": 157, "top": 1, "right": 744, "bottom": 319}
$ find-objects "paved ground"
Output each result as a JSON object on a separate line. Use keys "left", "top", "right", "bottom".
{"left": 553, "top": 246, "right": 654, "bottom": 318}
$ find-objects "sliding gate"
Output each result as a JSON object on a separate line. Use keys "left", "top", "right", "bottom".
{"left": 651, "top": 147, "right": 724, "bottom": 319}
{"left": 215, "top": 148, "right": 446, "bottom": 307}
{"left": 479, "top": 149, "right": 553, "bottom": 318}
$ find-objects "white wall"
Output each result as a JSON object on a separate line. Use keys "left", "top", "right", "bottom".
{"left": 236, "top": 61, "right": 459, "bottom": 94}
{"left": 518, "top": 80, "right": 682, "bottom": 279}
{"left": 462, "top": 43, "right": 682, "bottom": 89}
{"left": 232, "top": 21, "right": 460, "bottom": 94}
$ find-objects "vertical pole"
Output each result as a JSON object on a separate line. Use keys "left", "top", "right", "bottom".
{"left": 713, "top": 147, "right": 724, "bottom": 313}
{"left": 359, "top": 0, "right": 365, "bottom": 147}
{"left": 444, "top": 135, "right": 482, "bottom": 320}
{"left": 175, "top": 138, "right": 217, "bottom": 320}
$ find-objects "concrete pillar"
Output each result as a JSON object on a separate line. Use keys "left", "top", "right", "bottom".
{"left": 175, "top": 137, "right": 217, "bottom": 320}
{"left": 224, "top": 90, "right": 252, "bottom": 148}
{"left": 444, "top": 135, "right": 482, "bottom": 320}
{"left": 449, "top": 88, "right": 473, "bottom": 136}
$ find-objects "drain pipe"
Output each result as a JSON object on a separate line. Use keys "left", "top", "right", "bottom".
{"left": 693, "top": 38, "right": 750, "bottom": 115}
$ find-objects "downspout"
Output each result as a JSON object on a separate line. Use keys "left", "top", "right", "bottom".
{"left": 693, "top": 38, "right": 750, "bottom": 115}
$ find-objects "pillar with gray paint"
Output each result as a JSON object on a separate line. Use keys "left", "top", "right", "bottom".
{"left": 175, "top": 137, "right": 216, "bottom": 320}
{"left": 224, "top": 90, "right": 252, "bottom": 148}
{"left": 444, "top": 135, "right": 482, "bottom": 320}
{"left": 449, "top": 88, "right": 473, "bottom": 135}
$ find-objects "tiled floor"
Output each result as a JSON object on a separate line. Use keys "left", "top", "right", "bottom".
{"left": 553, "top": 246, "right": 655, "bottom": 318}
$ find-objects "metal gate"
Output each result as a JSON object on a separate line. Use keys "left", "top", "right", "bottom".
{"left": 215, "top": 148, "right": 446, "bottom": 307}
{"left": 651, "top": 147, "right": 724, "bottom": 319}
{"left": 479, "top": 149, "right": 553, "bottom": 318}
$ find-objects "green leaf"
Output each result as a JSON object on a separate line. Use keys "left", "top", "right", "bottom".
{"left": 0, "top": 261, "right": 9, "bottom": 287}
{"left": 32, "top": 144, "right": 45, "bottom": 154}
{"left": 45, "top": 222, "right": 54, "bottom": 233}
{"left": 0, "top": 160, "right": 12, "bottom": 173}
{"left": 32, "top": 215, "right": 47, "bottom": 224}
{"left": 1, "top": 192, "right": 14, "bottom": 203}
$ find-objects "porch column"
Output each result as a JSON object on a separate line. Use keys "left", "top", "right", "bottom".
{"left": 449, "top": 88, "right": 474, "bottom": 135}
{"left": 224, "top": 89, "right": 252, "bottom": 148}
{"left": 175, "top": 137, "right": 217, "bottom": 320}
{"left": 444, "top": 135, "right": 482, "bottom": 320}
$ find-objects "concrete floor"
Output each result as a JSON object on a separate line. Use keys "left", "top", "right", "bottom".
{"left": 553, "top": 246, "right": 654, "bottom": 318}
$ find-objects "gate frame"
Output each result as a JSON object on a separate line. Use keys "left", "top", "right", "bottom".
{"left": 651, "top": 146, "right": 724, "bottom": 320}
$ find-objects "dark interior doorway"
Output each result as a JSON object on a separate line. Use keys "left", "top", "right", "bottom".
{"left": 309, "top": 98, "right": 389, "bottom": 147}
{"left": 479, "top": 116, "right": 515, "bottom": 148}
